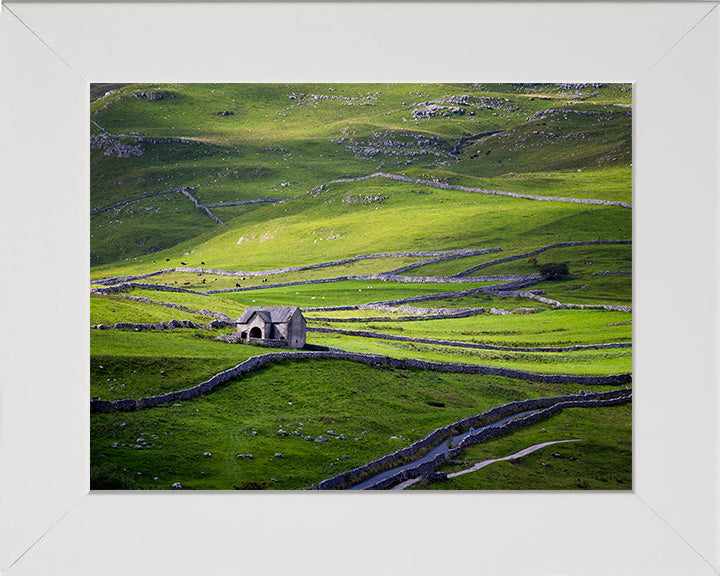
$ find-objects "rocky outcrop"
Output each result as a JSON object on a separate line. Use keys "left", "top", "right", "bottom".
{"left": 133, "top": 91, "right": 174, "bottom": 102}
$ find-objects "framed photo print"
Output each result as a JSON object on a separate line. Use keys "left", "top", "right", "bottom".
{"left": 1, "top": 2, "right": 718, "bottom": 574}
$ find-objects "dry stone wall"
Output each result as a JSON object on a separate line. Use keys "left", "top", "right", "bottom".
{"left": 91, "top": 293, "right": 231, "bottom": 321}
{"left": 306, "top": 326, "right": 631, "bottom": 353}
{"left": 180, "top": 189, "right": 223, "bottom": 225}
{"left": 90, "top": 350, "right": 632, "bottom": 413}
{"left": 454, "top": 240, "right": 632, "bottom": 277}
{"left": 206, "top": 273, "right": 537, "bottom": 295}
{"left": 491, "top": 289, "right": 632, "bottom": 313}
{"left": 315, "top": 389, "right": 631, "bottom": 490}
{"left": 90, "top": 188, "right": 185, "bottom": 216}
{"left": 92, "top": 283, "right": 208, "bottom": 296}
{"left": 306, "top": 308, "right": 485, "bottom": 323}
{"left": 93, "top": 248, "right": 501, "bottom": 286}
{"left": 92, "top": 319, "right": 233, "bottom": 331}
{"left": 328, "top": 172, "right": 632, "bottom": 209}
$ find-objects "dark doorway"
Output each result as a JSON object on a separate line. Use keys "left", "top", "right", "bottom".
{"left": 249, "top": 327, "right": 262, "bottom": 339}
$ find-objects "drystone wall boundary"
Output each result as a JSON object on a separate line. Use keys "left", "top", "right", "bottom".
{"left": 206, "top": 273, "right": 538, "bottom": 295}
{"left": 315, "top": 389, "right": 631, "bottom": 490}
{"left": 305, "top": 308, "right": 485, "bottom": 323}
{"left": 362, "top": 394, "right": 632, "bottom": 490}
{"left": 490, "top": 290, "right": 632, "bottom": 313}
{"left": 91, "top": 283, "right": 208, "bottom": 296}
{"left": 383, "top": 247, "right": 502, "bottom": 275}
{"left": 453, "top": 239, "right": 632, "bottom": 277}
{"left": 90, "top": 351, "right": 632, "bottom": 413}
{"left": 90, "top": 293, "right": 231, "bottom": 320}
{"left": 327, "top": 172, "right": 632, "bottom": 209}
{"left": 91, "top": 319, "right": 234, "bottom": 331}
{"left": 306, "top": 326, "right": 632, "bottom": 353}
{"left": 180, "top": 189, "right": 223, "bottom": 225}
{"left": 92, "top": 248, "right": 500, "bottom": 286}
{"left": 90, "top": 188, "right": 187, "bottom": 216}
{"left": 332, "top": 278, "right": 543, "bottom": 309}
{"left": 205, "top": 198, "right": 284, "bottom": 208}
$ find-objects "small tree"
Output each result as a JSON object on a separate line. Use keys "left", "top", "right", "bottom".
{"left": 540, "top": 262, "right": 569, "bottom": 280}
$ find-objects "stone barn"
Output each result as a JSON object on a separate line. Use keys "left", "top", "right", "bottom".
{"left": 235, "top": 306, "right": 306, "bottom": 349}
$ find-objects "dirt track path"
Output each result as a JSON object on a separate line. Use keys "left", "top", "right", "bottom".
{"left": 392, "top": 438, "right": 581, "bottom": 490}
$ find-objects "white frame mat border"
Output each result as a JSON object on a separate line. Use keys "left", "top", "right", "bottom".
{"left": 1, "top": 2, "right": 718, "bottom": 575}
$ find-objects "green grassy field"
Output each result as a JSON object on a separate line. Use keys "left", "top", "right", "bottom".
{"left": 91, "top": 294, "right": 214, "bottom": 325}
{"left": 90, "top": 82, "right": 632, "bottom": 490}
{"left": 90, "top": 358, "right": 627, "bottom": 490}
{"left": 415, "top": 403, "right": 632, "bottom": 490}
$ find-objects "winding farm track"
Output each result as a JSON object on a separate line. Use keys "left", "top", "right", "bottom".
{"left": 306, "top": 326, "right": 631, "bottom": 353}
{"left": 328, "top": 172, "right": 632, "bottom": 209}
{"left": 392, "top": 438, "right": 582, "bottom": 490}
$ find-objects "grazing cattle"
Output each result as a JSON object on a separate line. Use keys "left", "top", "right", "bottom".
{"left": 201, "top": 261, "right": 205, "bottom": 265}
{"left": 180, "top": 261, "right": 188, "bottom": 265}
{"left": 201, "top": 278, "right": 206, "bottom": 284}
{"left": 236, "top": 283, "right": 241, "bottom": 288}
{"left": 183, "top": 282, "right": 191, "bottom": 285}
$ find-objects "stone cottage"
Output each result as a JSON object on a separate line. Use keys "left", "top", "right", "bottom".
{"left": 235, "top": 306, "right": 306, "bottom": 349}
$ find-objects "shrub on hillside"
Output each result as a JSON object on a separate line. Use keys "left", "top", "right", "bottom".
{"left": 540, "top": 262, "right": 569, "bottom": 280}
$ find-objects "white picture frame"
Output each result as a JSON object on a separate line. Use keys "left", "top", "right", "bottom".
{"left": 1, "top": 2, "right": 718, "bottom": 574}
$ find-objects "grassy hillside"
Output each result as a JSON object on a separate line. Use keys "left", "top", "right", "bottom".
{"left": 90, "top": 83, "right": 632, "bottom": 490}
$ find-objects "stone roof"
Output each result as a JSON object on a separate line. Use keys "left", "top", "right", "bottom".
{"left": 237, "top": 306, "right": 300, "bottom": 325}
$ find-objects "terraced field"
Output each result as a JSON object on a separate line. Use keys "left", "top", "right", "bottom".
{"left": 90, "top": 83, "right": 631, "bottom": 491}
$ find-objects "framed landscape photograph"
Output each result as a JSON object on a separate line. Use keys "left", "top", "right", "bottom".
{"left": 88, "top": 81, "right": 634, "bottom": 492}
{"left": 1, "top": 2, "right": 719, "bottom": 575}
